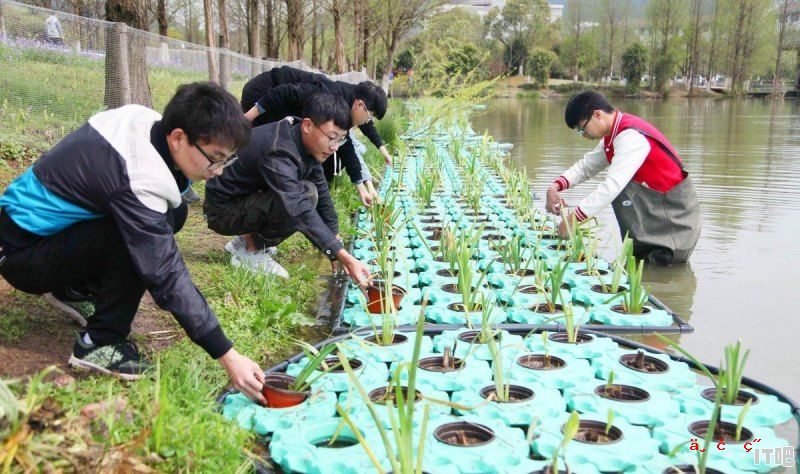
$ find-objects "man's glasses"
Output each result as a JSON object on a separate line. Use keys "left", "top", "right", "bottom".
{"left": 194, "top": 142, "right": 238, "bottom": 171}
{"left": 312, "top": 122, "right": 348, "bottom": 147}
{"left": 576, "top": 114, "right": 593, "bottom": 137}
{"left": 361, "top": 101, "right": 374, "bottom": 123}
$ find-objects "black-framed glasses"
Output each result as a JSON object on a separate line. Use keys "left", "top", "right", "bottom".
{"left": 576, "top": 114, "right": 593, "bottom": 137}
{"left": 312, "top": 122, "right": 348, "bottom": 147}
{"left": 360, "top": 100, "right": 374, "bottom": 123}
{"left": 193, "top": 142, "right": 238, "bottom": 171}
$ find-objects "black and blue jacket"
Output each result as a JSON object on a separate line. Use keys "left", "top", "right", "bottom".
{"left": 0, "top": 105, "right": 232, "bottom": 358}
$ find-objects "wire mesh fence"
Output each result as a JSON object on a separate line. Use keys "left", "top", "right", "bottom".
{"left": 0, "top": 0, "right": 370, "bottom": 156}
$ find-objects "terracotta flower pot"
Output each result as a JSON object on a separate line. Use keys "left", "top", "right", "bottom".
{"left": 260, "top": 373, "right": 309, "bottom": 408}
{"left": 365, "top": 280, "right": 407, "bottom": 314}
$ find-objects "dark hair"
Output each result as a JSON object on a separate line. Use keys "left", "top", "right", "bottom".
{"left": 354, "top": 81, "right": 388, "bottom": 120}
{"left": 302, "top": 93, "right": 352, "bottom": 130}
{"left": 564, "top": 91, "right": 615, "bottom": 129}
{"left": 162, "top": 82, "right": 250, "bottom": 149}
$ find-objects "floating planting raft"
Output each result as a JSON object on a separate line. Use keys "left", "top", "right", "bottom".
{"left": 332, "top": 117, "right": 691, "bottom": 335}
{"left": 220, "top": 329, "right": 799, "bottom": 473}
{"left": 220, "top": 108, "right": 798, "bottom": 473}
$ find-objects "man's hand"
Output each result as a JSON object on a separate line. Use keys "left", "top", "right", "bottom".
{"left": 380, "top": 145, "right": 393, "bottom": 165}
{"left": 244, "top": 105, "right": 261, "bottom": 122}
{"left": 337, "top": 250, "right": 372, "bottom": 288}
{"left": 218, "top": 348, "right": 266, "bottom": 405}
{"left": 357, "top": 182, "right": 374, "bottom": 207}
{"left": 365, "top": 180, "right": 379, "bottom": 203}
{"left": 546, "top": 184, "right": 568, "bottom": 215}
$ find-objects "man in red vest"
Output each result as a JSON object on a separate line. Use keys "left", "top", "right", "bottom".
{"left": 545, "top": 91, "right": 700, "bottom": 265}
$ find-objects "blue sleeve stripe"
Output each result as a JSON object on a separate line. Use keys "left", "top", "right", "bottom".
{"left": 0, "top": 168, "right": 104, "bottom": 236}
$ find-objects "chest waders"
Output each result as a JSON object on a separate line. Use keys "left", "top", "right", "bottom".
{"left": 610, "top": 134, "right": 701, "bottom": 265}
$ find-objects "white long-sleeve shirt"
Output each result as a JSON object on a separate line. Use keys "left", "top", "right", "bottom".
{"left": 554, "top": 128, "right": 650, "bottom": 221}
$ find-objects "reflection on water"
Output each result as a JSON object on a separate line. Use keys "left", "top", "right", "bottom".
{"left": 471, "top": 97, "right": 800, "bottom": 398}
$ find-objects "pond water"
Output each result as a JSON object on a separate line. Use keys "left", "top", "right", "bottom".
{"left": 471, "top": 97, "right": 800, "bottom": 400}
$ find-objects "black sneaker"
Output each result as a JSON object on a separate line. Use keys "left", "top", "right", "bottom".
{"left": 44, "top": 289, "right": 95, "bottom": 327}
{"left": 68, "top": 333, "right": 152, "bottom": 380}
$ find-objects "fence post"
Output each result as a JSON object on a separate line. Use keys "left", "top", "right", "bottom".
{"left": 104, "top": 22, "right": 131, "bottom": 108}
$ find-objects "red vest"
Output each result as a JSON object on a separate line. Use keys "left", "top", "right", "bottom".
{"left": 603, "top": 112, "right": 687, "bottom": 193}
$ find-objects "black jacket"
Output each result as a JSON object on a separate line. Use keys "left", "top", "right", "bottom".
{"left": 205, "top": 118, "right": 343, "bottom": 259}
{"left": 241, "top": 67, "right": 384, "bottom": 184}
{"left": 0, "top": 105, "right": 231, "bottom": 358}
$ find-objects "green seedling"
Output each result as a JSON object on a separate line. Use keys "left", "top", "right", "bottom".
{"left": 486, "top": 329, "right": 510, "bottom": 402}
{"left": 721, "top": 340, "right": 750, "bottom": 406}
{"left": 335, "top": 301, "right": 431, "bottom": 474}
{"left": 415, "top": 166, "right": 441, "bottom": 208}
{"left": 605, "top": 255, "right": 648, "bottom": 314}
{"left": 290, "top": 341, "right": 341, "bottom": 392}
{"left": 494, "top": 234, "right": 534, "bottom": 275}
{"left": 735, "top": 398, "right": 752, "bottom": 442}
{"left": 550, "top": 410, "right": 580, "bottom": 474}
{"left": 605, "top": 408, "right": 615, "bottom": 436}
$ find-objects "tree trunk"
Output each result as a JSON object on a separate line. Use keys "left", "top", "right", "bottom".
{"left": 332, "top": 1, "right": 346, "bottom": 73}
{"left": 353, "top": 0, "right": 362, "bottom": 70}
{"left": 218, "top": 0, "right": 230, "bottom": 88}
{"left": 705, "top": 0, "right": 720, "bottom": 83}
{"left": 311, "top": 0, "right": 319, "bottom": 68}
{"left": 187, "top": 1, "right": 194, "bottom": 43}
{"left": 363, "top": 22, "right": 369, "bottom": 69}
{"left": 796, "top": 46, "right": 800, "bottom": 90}
{"left": 687, "top": 0, "right": 702, "bottom": 94}
{"left": 729, "top": 0, "right": 748, "bottom": 92}
{"left": 246, "top": 0, "right": 259, "bottom": 57}
{"left": 157, "top": 0, "right": 168, "bottom": 36}
{"left": 773, "top": 0, "right": 790, "bottom": 95}
{"left": 286, "top": 0, "right": 303, "bottom": 61}
{"left": 383, "top": 33, "right": 397, "bottom": 87}
{"left": 264, "top": 0, "right": 274, "bottom": 58}
{"left": 105, "top": 0, "right": 152, "bottom": 108}
{"left": 203, "top": 0, "right": 219, "bottom": 83}
{"left": 0, "top": 2, "right": 7, "bottom": 40}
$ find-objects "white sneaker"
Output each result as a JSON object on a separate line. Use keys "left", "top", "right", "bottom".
{"left": 224, "top": 236, "right": 277, "bottom": 256}
{"left": 230, "top": 248, "right": 289, "bottom": 278}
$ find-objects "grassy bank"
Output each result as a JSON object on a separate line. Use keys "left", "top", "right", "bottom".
{"left": 1, "top": 45, "right": 406, "bottom": 471}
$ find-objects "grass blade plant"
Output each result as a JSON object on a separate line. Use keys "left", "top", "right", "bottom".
{"left": 605, "top": 256, "right": 648, "bottom": 313}
{"left": 335, "top": 302, "right": 431, "bottom": 474}
{"left": 415, "top": 166, "right": 441, "bottom": 209}
{"left": 494, "top": 234, "right": 533, "bottom": 275}
{"left": 290, "top": 341, "right": 341, "bottom": 392}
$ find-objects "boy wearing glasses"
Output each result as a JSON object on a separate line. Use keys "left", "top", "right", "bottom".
{"left": 204, "top": 93, "right": 373, "bottom": 284}
{"left": 0, "top": 83, "right": 273, "bottom": 404}
{"left": 545, "top": 91, "right": 700, "bottom": 265}
{"left": 240, "top": 67, "right": 390, "bottom": 206}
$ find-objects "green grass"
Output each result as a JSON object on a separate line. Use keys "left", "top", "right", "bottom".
{"left": 0, "top": 42, "right": 396, "bottom": 471}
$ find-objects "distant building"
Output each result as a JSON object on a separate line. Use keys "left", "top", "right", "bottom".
{"left": 442, "top": 0, "right": 565, "bottom": 22}
{"left": 787, "top": 1, "right": 800, "bottom": 29}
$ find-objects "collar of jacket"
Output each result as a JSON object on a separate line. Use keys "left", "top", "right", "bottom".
{"left": 286, "top": 116, "right": 318, "bottom": 166}
{"left": 150, "top": 121, "right": 190, "bottom": 193}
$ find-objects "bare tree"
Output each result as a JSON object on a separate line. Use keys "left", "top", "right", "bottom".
{"left": 773, "top": 0, "right": 792, "bottom": 95}
{"left": 218, "top": 0, "right": 231, "bottom": 87}
{"left": 311, "top": 0, "right": 320, "bottom": 67}
{"left": 374, "top": 0, "right": 437, "bottom": 83}
{"left": 704, "top": 0, "right": 720, "bottom": 83}
{"left": 352, "top": 0, "right": 363, "bottom": 70}
{"left": 687, "top": 0, "right": 703, "bottom": 94}
{"left": 564, "top": 0, "right": 590, "bottom": 81}
{"left": 203, "top": 0, "right": 219, "bottom": 82}
{"left": 264, "top": 0, "right": 275, "bottom": 58}
{"left": 599, "top": 0, "right": 622, "bottom": 77}
{"left": 244, "top": 0, "right": 260, "bottom": 60}
{"left": 321, "top": 0, "right": 348, "bottom": 73}
{"left": 105, "top": 0, "right": 152, "bottom": 107}
{"left": 156, "top": 0, "right": 168, "bottom": 36}
{"left": 286, "top": 0, "right": 303, "bottom": 60}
